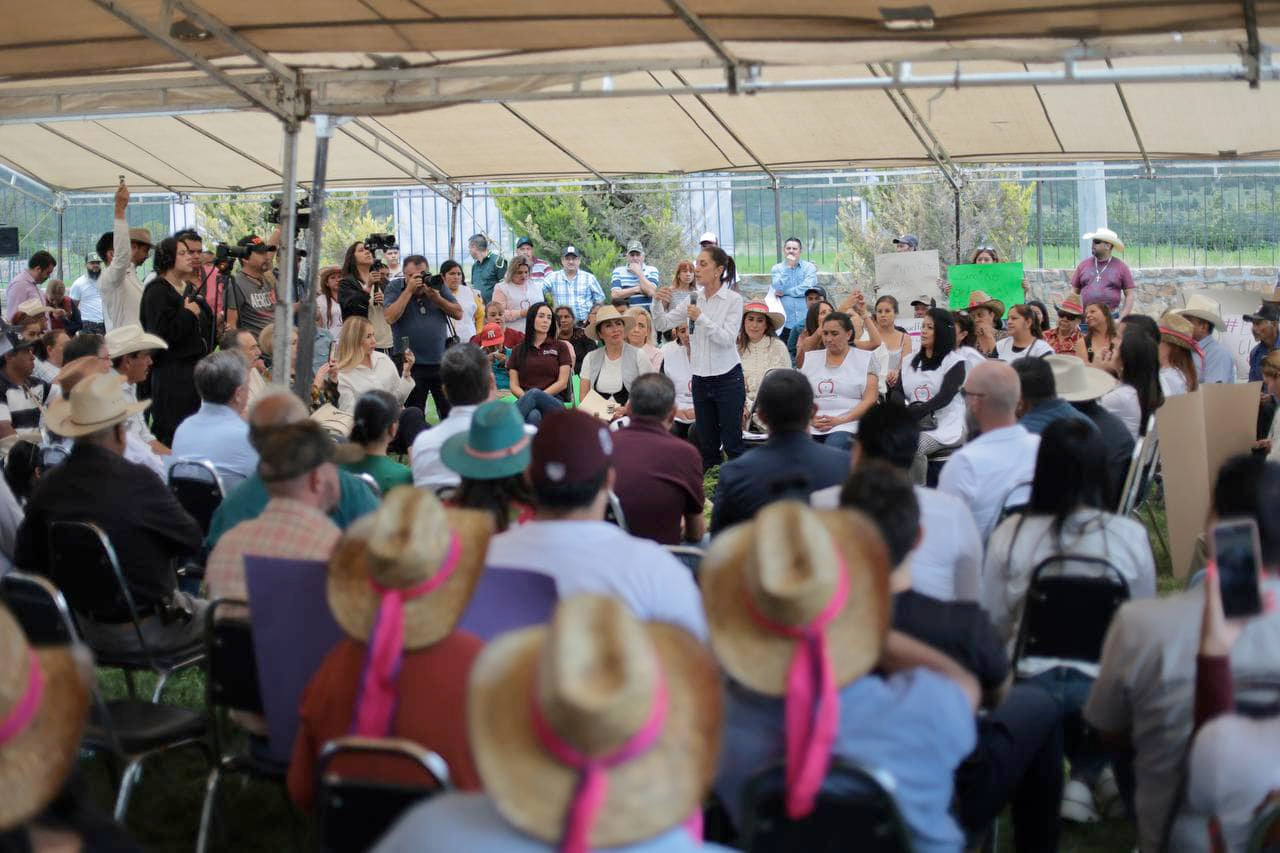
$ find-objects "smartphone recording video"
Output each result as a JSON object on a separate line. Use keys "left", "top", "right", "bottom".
{"left": 1212, "top": 518, "right": 1264, "bottom": 618}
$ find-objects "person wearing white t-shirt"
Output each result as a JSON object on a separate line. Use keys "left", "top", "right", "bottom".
{"left": 895, "top": 308, "right": 968, "bottom": 483}
{"left": 491, "top": 258, "right": 541, "bottom": 333}
{"left": 660, "top": 323, "right": 697, "bottom": 441}
{"left": 995, "top": 304, "right": 1054, "bottom": 363}
{"left": 483, "top": 409, "right": 706, "bottom": 639}
{"left": 938, "top": 360, "right": 1040, "bottom": 543}
{"left": 799, "top": 311, "right": 877, "bottom": 450}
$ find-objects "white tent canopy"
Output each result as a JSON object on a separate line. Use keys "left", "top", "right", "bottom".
{"left": 0, "top": 2, "right": 1279, "bottom": 192}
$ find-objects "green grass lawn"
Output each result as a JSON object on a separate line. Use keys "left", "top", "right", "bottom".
{"left": 76, "top": 477, "right": 1172, "bottom": 852}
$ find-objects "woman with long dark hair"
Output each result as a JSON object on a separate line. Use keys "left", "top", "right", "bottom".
{"left": 337, "top": 240, "right": 392, "bottom": 351}
{"left": 793, "top": 298, "right": 834, "bottom": 369}
{"left": 653, "top": 245, "right": 745, "bottom": 469}
{"left": 1075, "top": 301, "right": 1119, "bottom": 365}
{"left": 440, "top": 260, "right": 481, "bottom": 342}
{"left": 140, "top": 235, "right": 213, "bottom": 445}
{"left": 318, "top": 265, "right": 345, "bottom": 335}
{"left": 341, "top": 389, "right": 413, "bottom": 491}
{"left": 1101, "top": 327, "right": 1163, "bottom": 438}
{"left": 996, "top": 304, "right": 1053, "bottom": 362}
{"left": 508, "top": 302, "right": 571, "bottom": 425}
{"left": 893, "top": 307, "right": 967, "bottom": 482}
{"left": 1158, "top": 312, "right": 1200, "bottom": 397}
{"left": 983, "top": 418, "right": 1156, "bottom": 823}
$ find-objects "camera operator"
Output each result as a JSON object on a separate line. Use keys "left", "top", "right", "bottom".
{"left": 384, "top": 254, "right": 462, "bottom": 420}
{"left": 226, "top": 234, "right": 278, "bottom": 337}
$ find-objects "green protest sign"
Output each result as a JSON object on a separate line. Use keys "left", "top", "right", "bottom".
{"left": 947, "top": 263, "right": 1024, "bottom": 318}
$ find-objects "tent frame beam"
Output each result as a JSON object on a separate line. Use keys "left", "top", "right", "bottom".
{"left": 500, "top": 104, "right": 614, "bottom": 188}
{"left": 1105, "top": 60, "right": 1155, "bottom": 178}
{"left": 86, "top": 0, "right": 301, "bottom": 124}
{"left": 35, "top": 122, "right": 184, "bottom": 194}
{"left": 662, "top": 0, "right": 745, "bottom": 93}
{"left": 869, "top": 65, "right": 961, "bottom": 191}
{"left": 336, "top": 123, "right": 458, "bottom": 203}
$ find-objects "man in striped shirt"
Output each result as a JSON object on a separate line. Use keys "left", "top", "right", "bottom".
{"left": 0, "top": 328, "right": 49, "bottom": 439}
{"left": 515, "top": 236, "right": 552, "bottom": 284}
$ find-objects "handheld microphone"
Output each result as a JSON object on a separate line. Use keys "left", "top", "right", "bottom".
{"left": 688, "top": 291, "right": 698, "bottom": 335}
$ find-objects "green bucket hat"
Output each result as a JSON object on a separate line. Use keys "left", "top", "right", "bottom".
{"left": 441, "top": 400, "right": 531, "bottom": 481}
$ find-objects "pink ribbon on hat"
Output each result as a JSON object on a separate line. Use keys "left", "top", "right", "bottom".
{"left": 351, "top": 532, "right": 461, "bottom": 737}
{"left": 0, "top": 649, "right": 44, "bottom": 746}
{"left": 531, "top": 667, "right": 670, "bottom": 853}
{"left": 743, "top": 555, "right": 850, "bottom": 819}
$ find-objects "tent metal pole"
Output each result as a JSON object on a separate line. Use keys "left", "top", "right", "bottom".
{"left": 954, "top": 186, "right": 961, "bottom": 264}
{"left": 448, "top": 197, "right": 459, "bottom": 259}
{"left": 772, "top": 181, "right": 783, "bottom": 263}
{"left": 56, "top": 198, "right": 65, "bottom": 274}
{"left": 273, "top": 123, "right": 299, "bottom": 390}
{"left": 295, "top": 117, "right": 332, "bottom": 400}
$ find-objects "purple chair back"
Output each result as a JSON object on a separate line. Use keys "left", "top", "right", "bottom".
{"left": 457, "top": 566, "right": 558, "bottom": 641}
{"left": 244, "top": 556, "right": 344, "bottom": 763}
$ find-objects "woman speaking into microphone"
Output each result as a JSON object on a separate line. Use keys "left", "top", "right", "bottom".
{"left": 655, "top": 245, "right": 745, "bottom": 469}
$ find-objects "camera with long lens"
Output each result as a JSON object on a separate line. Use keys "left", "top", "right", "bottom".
{"left": 267, "top": 195, "right": 311, "bottom": 230}
{"left": 364, "top": 232, "right": 397, "bottom": 273}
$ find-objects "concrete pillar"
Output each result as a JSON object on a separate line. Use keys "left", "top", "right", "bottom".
{"left": 1077, "top": 162, "right": 1107, "bottom": 259}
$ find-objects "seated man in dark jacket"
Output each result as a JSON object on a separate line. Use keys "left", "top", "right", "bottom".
{"left": 710, "top": 368, "right": 849, "bottom": 533}
{"left": 15, "top": 372, "right": 205, "bottom": 656}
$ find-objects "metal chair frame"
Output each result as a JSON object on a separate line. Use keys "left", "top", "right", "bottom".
{"left": 664, "top": 544, "right": 705, "bottom": 580}
{"left": 1010, "top": 554, "right": 1131, "bottom": 675}
{"left": 355, "top": 471, "right": 382, "bottom": 497}
{"left": 606, "top": 489, "right": 629, "bottom": 532}
{"left": 168, "top": 457, "right": 227, "bottom": 535}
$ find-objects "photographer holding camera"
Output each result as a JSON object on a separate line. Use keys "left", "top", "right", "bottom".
{"left": 226, "top": 234, "right": 278, "bottom": 336}
{"left": 384, "top": 254, "right": 463, "bottom": 420}
{"left": 337, "top": 238, "right": 394, "bottom": 352}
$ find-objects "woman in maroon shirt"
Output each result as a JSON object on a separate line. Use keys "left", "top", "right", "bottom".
{"left": 508, "top": 302, "right": 571, "bottom": 425}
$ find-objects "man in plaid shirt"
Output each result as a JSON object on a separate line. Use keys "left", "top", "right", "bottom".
{"left": 541, "top": 245, "right": 605, "bottom": 322}
{"left": 206, "top": 419, "right": 341, "bottom": 611}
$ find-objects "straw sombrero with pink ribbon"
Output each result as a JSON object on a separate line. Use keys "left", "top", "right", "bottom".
{"left": 327, "top": 486, "right": 494, "bottom": 735}
{"left": 469, "top": 595, "right": 721, "bottom": 852}
{"left": 699, "top": 500, "right": 890, "bottom": 819}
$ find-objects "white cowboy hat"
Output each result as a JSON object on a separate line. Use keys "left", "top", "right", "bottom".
{"left": 1045, "top": 354, "right": 1116, "bottom": 402}
{"left": 105, "top": 324, "right": 168, "bottom": 359}
{"left": 1176, "top": 293, "right": 1225, "bottom": 331}
{"left": 14, "top": 299, "right": 51, "bottom": 318}
{"left": 45, "top": 373, "right": 150, "bottom": 438}
{"left": 1082, "top": 227, "right": 1125, "bottom": 252}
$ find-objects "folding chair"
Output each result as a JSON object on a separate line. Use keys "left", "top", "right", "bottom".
{"left": 664, "top": 544, "right": 705, "bottom": 580}
{"left": 168, "top": 458, "right": 226, "bottom": 536}
{"left": 457, "top": 566, "right": 558, "bottom": 640}
{"left": 1234, "top": 674, "right": 1280, "bottom": 719}
{"left": 1246, "top": 795, "right": 1280, "bottom": 852}
{"left": 996, "top": 479, "right": 1034, "bottom": 526}
{"left": 315, "top": 736, "right": 451, "bottom": 853}
{"left": 39, "top": 442, "right": 69, "bottom": 469}
{"left": 355, "top": 471, "right": 381, "bottom": 498}
{"left": 740, "top": 759, "right": 912, "bottom": 853}
{"left": 195, "top": 599, "right": 294, "bottom": 853}
{"left": 1011, "top": 555, "right": 1130, "bottom": 677}
{"left": 605, "top": 489, "right": 629, "bottom": 532}
{"left": 1116, "top": 416, "right": 1160, "bottom": 516}
{"left": 0, "top": 570, "right": 211, "bottom": 823}
{"left": 46, "top": 519, "right": 204, "bottom": 702}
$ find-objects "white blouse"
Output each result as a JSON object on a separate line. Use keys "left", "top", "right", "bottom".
{"left": 1159, "top": 366, "right": 1189, "bottom": 398}
{"left": 493, "top": 280, "right": 541, "bottom": 332}
{"left": 337, "top": 350, "right": 415, "bottom": 412}
{"left": 800, "top": 347, "right": 877, "bottom": 435}
{"left": 1100, "top": 383, "right": 1142, "bottom": 439}
{"left": 660, "top": 341, "right": 695, "bottom": 424}
{"left": 899, "top": 350, "right": 968, "bottom": 447}
{"left": 452, "top": 284, "right": 480, "bottom": 341}
{"left": 995, "top": 337, "right": 1054, "bottom": 363}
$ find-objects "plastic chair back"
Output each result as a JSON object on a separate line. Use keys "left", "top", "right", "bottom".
{"left": 316, "top": 736, "right": 450, "bottom": 853}
{"left": 664, "top": 545, "right": 705, "bottom": 579}
{"left": 0, "top": 570, "right": 79, "bottom": 645}
{"left": 741, "top": 759, "right": 912, "bottom": 853}
{"left": 457, "top": 567, "right": 557, "bottom": 641}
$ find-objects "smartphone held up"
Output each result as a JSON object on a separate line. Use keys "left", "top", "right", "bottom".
{"left": 1211, "top": 518, "right": 1265, "bottom": 618}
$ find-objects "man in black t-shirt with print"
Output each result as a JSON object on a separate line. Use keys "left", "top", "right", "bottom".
{"left": 227, "top": 235, "right": 277, "bottom": 336}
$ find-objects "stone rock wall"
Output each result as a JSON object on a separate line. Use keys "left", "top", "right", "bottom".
{"left": 738, "top": 267, "right": 1279, "bottom": 316}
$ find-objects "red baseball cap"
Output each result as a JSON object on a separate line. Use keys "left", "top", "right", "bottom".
{"left": 480, "top": 323, "right": 504, "bottom": 346}
{"left": 530, "top": 410, "right": 613, "bottom": 488}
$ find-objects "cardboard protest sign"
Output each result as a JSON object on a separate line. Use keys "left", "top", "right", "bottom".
{"left": 1156, "top": 381, "right": 1262, "bottom": 577}
{"left": 1219, "top": 314, "right": 1256, "bottom": 381}
{"left": 874, "top": 250, "right": 942, "bottom": 306}
{"left": 946, "top": 262, "right": 1024, "bottom": 318}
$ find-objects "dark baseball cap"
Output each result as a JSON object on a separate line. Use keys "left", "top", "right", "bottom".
{"left": 562, "top": 245, "right": 580, "bottom": 258}
{"left": 257, "top": 421, "right": 335, "bottom": 482}
{"left": 238, "top": 235, "right": 276, "bottom": 253}
{"left": 529, "top": 410, "right": 612, "bottom": 489}
{"left": 516, "top": 236, "right": 534, "bottom": 249}
{"left": 893, "top": 234, "right": 920, "bottom": 249}
{"left": 1245, "top": 304, "right": 1280, "bottom": 323}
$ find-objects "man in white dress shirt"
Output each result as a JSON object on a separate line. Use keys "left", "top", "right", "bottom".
{"left": 812, "top": 401, "right": 983, "bottom": 601}
{"left": 938, "top": 361, "right": 1040, "bottom": 542}
{"left": 95, "top": 180, "right": 152, "bottom": 331}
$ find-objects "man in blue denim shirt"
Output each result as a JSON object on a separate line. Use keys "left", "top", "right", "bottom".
{"left": 770, "top": 237, "right": 817, "bottom": 348}
{"left": 1245, "top": 303, "right": 1280, "bottom": 382}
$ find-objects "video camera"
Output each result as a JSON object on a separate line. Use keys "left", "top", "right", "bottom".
{"left": 364, "top": 232, "right": 397, "bottom": 273}
{"left": 267, "top": 195, "right": 311, "bottom": 230}
{"left": 212, "top": 242, "right": 250, "bottom": 274}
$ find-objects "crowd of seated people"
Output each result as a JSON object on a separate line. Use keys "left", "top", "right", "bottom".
{"left": 4, "top": 215, "right": 1280, "bottom": 853}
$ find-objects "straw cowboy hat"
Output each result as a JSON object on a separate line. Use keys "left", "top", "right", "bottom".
{"left": 469, "top": 595, "right": 722, "bottom": 850}
{"left": 45, "top": 373, "right": 149, "bottom": 438}
{"left": 965, "top": 290, "right": 1006, "bottom": 319}
{"left": 585, "top": 305, "right": 637, "bottom": 341}
{"left": 1083, "top": 227, "right": 1125, "bottom": 251}
{"left": 742, "top": 301, "right": 786, "bottom": 333}
{"left": 1176, "top": 293, "right": 1225, "bottom": 331}
{"left": 441, "top": 400, "right": 531, "bottom": 481}
{"left": 699, "top": 500, "right": 891, "bottom": 697}
{"left": 1159, "top": 311, "right": 1200, "bottom": 353}
{"left": 0, "top": 604, "right": 91, "bottom": 830}
{"left": 327, "top": 485, "right": 493, "bottom": 651}
{"left": 1046, "top": 354, "right": 1116, "bottom": 402}
{"left": 14, "top": 299, "right": 51, "bottom": 319}
{"left": 53, "top": 355, "right": 110, "bottom": 393}
{"left": 105, "top": 324, "right": 167, "bottom": 359}
{"left": 1055, "top": 296, "right": 1085, "bottom": 318}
